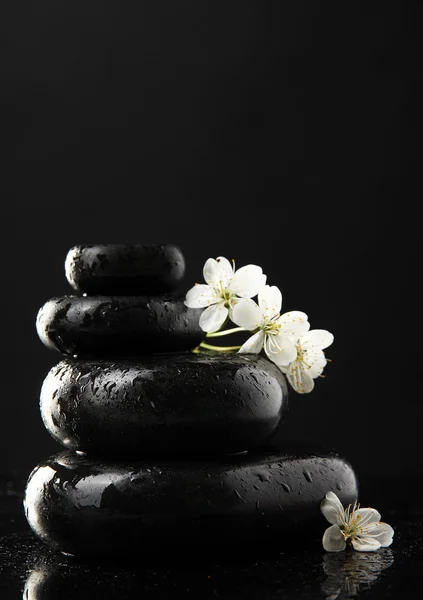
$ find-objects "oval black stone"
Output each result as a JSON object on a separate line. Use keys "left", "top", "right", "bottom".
{"left": 40, "top": 354, "right": 288, "bottom": 457}
{"left": 65, "top": 244, "right": 185, "bottom": 295}
{"left": 24, "top": 448, "right": 358, "bottom": 556}
{"left": 36, "top": 295, "right": 204, "bottom": 356}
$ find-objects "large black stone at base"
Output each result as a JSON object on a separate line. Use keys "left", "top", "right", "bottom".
{"left": 36, "top": 295, "right": 204, "bottom": 355}
{"left": 65, "top": 244, "right": 185, "bottom": 295}
{"left": 24, "top": 447, "right": 357, "bottom": 556}
{"left": 40, "top": 355, "right": 288, "bottom": 457}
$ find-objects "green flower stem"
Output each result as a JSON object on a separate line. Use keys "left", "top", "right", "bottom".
{"left": 199, "top": 342, "right": 242, "bottom": 352}
{"left": 206, "top": 327, "right": 246, "bottom": 338}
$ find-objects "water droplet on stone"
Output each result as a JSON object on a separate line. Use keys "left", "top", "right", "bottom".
{"left": 303, "top": 470, "right": 313, "bottom": 483}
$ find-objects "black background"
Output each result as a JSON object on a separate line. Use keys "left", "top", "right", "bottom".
{"left": 2, "top": 2, "right": 421, "bottom": 490}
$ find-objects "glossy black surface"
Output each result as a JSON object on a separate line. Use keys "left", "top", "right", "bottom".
{"left": 0, "top": 533, "right": 409, "bottom": 600}
{"left": 24, "top": 447, "right": 357, "bottom": 556}
{"left": 36, "top": 295, "right": 204, "bottom": 356}
{"left": 2, "top": 470, "right": 423, "bottom": 599}
{"left": 65, "top": 244, "right": 185, "bottom": 295}
{"left": 40, "top": 354, "right": 288, "bottom": 457}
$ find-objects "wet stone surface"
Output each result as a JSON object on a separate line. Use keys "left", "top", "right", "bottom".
{"left": 36, "top": 295, "right": 204, "bottom": 356}
{"left": 40, "top": 354, "right": 288, "bottom": 457}
{"left": 2, "top": 471, "right": 422, "bottom": 599}
{"left": 24, "top": 447, "right": 357, "bottom": 556}
{"left": 65, "top": 244, "right": 186, "bottom": 295}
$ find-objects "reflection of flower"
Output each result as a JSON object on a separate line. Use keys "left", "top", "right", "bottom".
{"left": 184, "top": 257, "right": 266, "bottom": 332}
{"left": 232, "top": 285, "right": 309, "bottom": 366}
{"left": 321, "top": 548, "right": 394, "bottom": 599}
{"left": 321, "top": 492, "right": 394, "bottom": 552}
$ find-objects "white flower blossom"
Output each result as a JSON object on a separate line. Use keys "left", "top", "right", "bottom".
{"left": 231, "top": 285, "right": 309, "bottom": 366}
{"left": 277, "top": 329, "right": 334, "bottom": 393}
{"left": 321, "top": 492, "right": 394, "bottom": 552}
{"left": 184, "top": 257, "right": 266, "bottom": 333}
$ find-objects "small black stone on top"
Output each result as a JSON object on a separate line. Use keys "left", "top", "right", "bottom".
{"left": 36, "top": 294, "right": 204, "bottom": 356}
{"left": 65, "top": 244, "right": 185, "bottom": 295}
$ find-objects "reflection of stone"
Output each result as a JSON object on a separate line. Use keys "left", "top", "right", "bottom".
{"left": 24, "top": 566, "right": 48, "bottom": 600}
{"left": 321, "top": 548, "right": 394, "bottom": 599}
{"left": 23, "top": 562, "right": 138, "bottom": 600}
{"left": 18, "top": 544, "right": 307, "bottom": 600}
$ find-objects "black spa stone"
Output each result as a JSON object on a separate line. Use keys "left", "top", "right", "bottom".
{"left": 65, "top": 244, "right": 185, "bottom": 295}
{"left": 40, "top": 354, "right": 288, "bottom": 457}
{"left": 24, "top": 447, "right": 358, "bottom": 556}
{"left": 36, "top": 295, "right": 203, "bottom": 356}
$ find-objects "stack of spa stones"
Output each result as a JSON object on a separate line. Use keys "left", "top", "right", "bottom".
{"left": 24, "top": 244, "right": 357, "bottom": 556}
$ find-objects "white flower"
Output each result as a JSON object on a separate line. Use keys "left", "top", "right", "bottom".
{"left": 277, "top": 329, "right": 334, "bottom": 393}
{"left": 231, "top": 285, "right": 310, "bottom": 366}
{"left": 184, "top": 257, "right": 266, "bottom": 333}
{"left": 321, "top": 492, "right": 394, "bottom": 552}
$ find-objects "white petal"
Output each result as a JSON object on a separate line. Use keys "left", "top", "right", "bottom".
{"left": 184, "top": 285, "right": 217, "bottom": 308}
{"left": 203, "top": 257, "right": 233, "bottom": 289}
{"left": 286, "top": 367, "right": 315, "bottom": 393}
{"left": 277, "top": 311, "right": 310, "bottom": 339}
{"left": 203, "top": 258, "right": 221, "bottom": 288}
{"left": 215, "top": 256, "right": 235, "bottom": 287}
{"left": 367, "top": 523, "right": 394, "bottom": 548}
{"left": 322, "top": 525, "right": 346, "bottom": 552}
{"left": 258, "top": 285, "right": 282, "bottom": 319}
{"left": 302, "top": 348, "right": 327, "bottom": 378}
{"left": 228, "top": 297, "right": 240, "bottom": 323}
{"left": 265, "top": 335, "right": 297, "bottom": 366}
{"left": 351, "top": 536, "right": 381, "bottom": 552}
{"left": 231, "top": 298, "right": 263, "bottom": 330}
{"left": 353, "top": 507, "right": 382, "bottom": 526}
{"left": 199, "top": 304, "right": 228, "bottom": 333}
{"left": 228, "top": 265, "right": 266, "bottom": 298}
{"left": 301, "top": 329, "right": 334, "bottom": 350}
{"left": 238, "top": 331, "right": 265, "bottom": 354}
{"left": 320, "top": 492, "right": 346, "bottom": 526}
